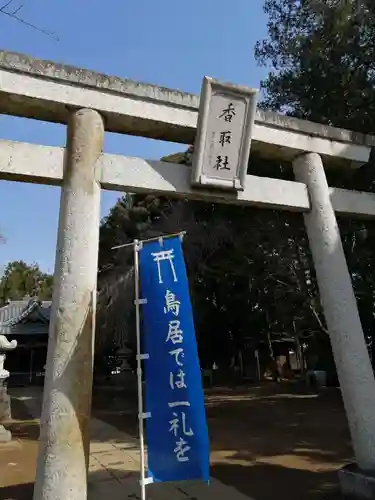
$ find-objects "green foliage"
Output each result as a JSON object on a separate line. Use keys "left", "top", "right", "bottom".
{"left": 97, "top": 1, "right": 375, "bottom": 379}
{"left": 255, "top": 0, "right": 375, "bottom": 374}
{"left": 0, "top": 260, "right": 53, "bottom": 305}
{"left": 256, "top": 0, "right": 375, "bottom": 133}
{"left": 97, "top": 167, "right": 325, "bottom": 372}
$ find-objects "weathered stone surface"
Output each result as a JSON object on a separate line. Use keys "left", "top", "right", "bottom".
{"left": 0, "top": 384, "right": 11, "bottom": 422}
{"left": 0, "top": 423, "right": 11, "bottom": 442}
{"left": 0, "top": 49, "right": 373, "bottom": 167}
{"left": 339, "top": 463, "right": 375, "bottom": 499}
{"left": 0, "top": 49, "right": 374, "bottom": 147}
{"left": 0, "top": 335, "right": 17, "bottom": 425}
{"left": 33, "top": 109, "right": 104, "bottom": 500}
{"left": 294, "top": 153, "right": 375, "bottom": 471}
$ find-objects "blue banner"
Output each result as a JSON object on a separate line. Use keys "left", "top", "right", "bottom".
{"left": 139, "top": 235, "right": 210, "bottom": 483}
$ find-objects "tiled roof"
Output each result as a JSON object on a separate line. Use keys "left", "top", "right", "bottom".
{"left": 0, "top": 301, "right": 26, "bottom": 324}
{"left": 0, "top": 298, "right": 51, "bottom": 335}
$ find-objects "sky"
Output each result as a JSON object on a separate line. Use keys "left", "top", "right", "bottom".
{"left": 0, "top": 0, "right": 269, "bottom": 274}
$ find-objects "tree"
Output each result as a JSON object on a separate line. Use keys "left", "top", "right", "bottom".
{"left": 96, "top": 149, "right": 325, "bottom": 377}
{"left": 96, "top": 1, "right": 375, "bottom": 383}
{"left": 255, "top": 0, "right": 375, "bottom": 375}
{"left": 0, "top": 260, "right": 53, "bottom": 305}
{"left": 255, "top": 0, "right": 375, "bottom": 133}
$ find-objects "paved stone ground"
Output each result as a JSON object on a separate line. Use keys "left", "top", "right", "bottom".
{"left": 9, "top": 387, "right": 253, "bottom": 500}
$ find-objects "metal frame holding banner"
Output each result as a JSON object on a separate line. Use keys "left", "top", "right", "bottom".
{"left": 130, "top": 232, "right": 210, "bottom": 500}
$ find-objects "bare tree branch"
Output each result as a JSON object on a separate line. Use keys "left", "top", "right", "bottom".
{"left": 11, "top": 4, "right": 23, "bottom": 15}
{"left": 1, "top": 1, "right": 13, "bottom": 10}
{"left": 0, "top": 0, "right": 59, "bottom": 40}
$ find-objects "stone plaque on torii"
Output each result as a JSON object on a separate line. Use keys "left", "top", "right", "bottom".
{"left": 192, "top": 77, "right": 258, "bottom": 192}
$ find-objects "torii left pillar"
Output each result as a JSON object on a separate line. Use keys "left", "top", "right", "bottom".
{"left": 33, "top": 109, "right": 104, "bottom": 500}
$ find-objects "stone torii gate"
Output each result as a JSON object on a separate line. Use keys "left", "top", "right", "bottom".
{"left": 1, "top": 50, "right": 375, "bottom": 499}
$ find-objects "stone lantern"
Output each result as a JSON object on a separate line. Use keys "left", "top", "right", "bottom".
{"left": 0, "top": 335, "right": 17, "bottom": 442}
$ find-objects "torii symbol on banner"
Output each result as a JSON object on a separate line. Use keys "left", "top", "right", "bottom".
{"left": 151, "top": 249, "right": 178, "bottom": 284}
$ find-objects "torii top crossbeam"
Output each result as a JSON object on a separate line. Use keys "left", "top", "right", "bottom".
{"left": 1, "top": 50, "right": 375, "bottom": 219}
{"left": 0, "top": 49, "right": 374, "bottom": 168}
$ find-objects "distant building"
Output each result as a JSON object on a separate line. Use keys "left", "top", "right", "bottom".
{"left": 0, "top": 297, "right": 51, "bottom": 386}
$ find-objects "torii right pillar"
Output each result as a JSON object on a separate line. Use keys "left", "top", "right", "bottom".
{"left": 293, "top": 152, "right": 375, "bottom": 499}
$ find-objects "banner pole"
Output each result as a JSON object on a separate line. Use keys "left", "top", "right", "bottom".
{"left": 134, "top": 239, "right": 147, "bottom": 500}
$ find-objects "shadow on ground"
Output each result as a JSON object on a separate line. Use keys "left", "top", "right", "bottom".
{"left": 0, "top": 470, "right": 142, "bottom": 500}
{"left": 92, "top": 380, "right": 352, "bottom": 500}
{"left": 0, "top": 397, "right": 143, "bottom": 500}
{"left": 211, "top": 461, "right": 341, "bottom": 500}
{"left": 205, "top": 382, "right": 351, "bottom": 461}
{"left": 3, "top": 381, "right": 352, "bottom": 500}
{"left": 205, "top": 382, "right": 350, "bottom": 500}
